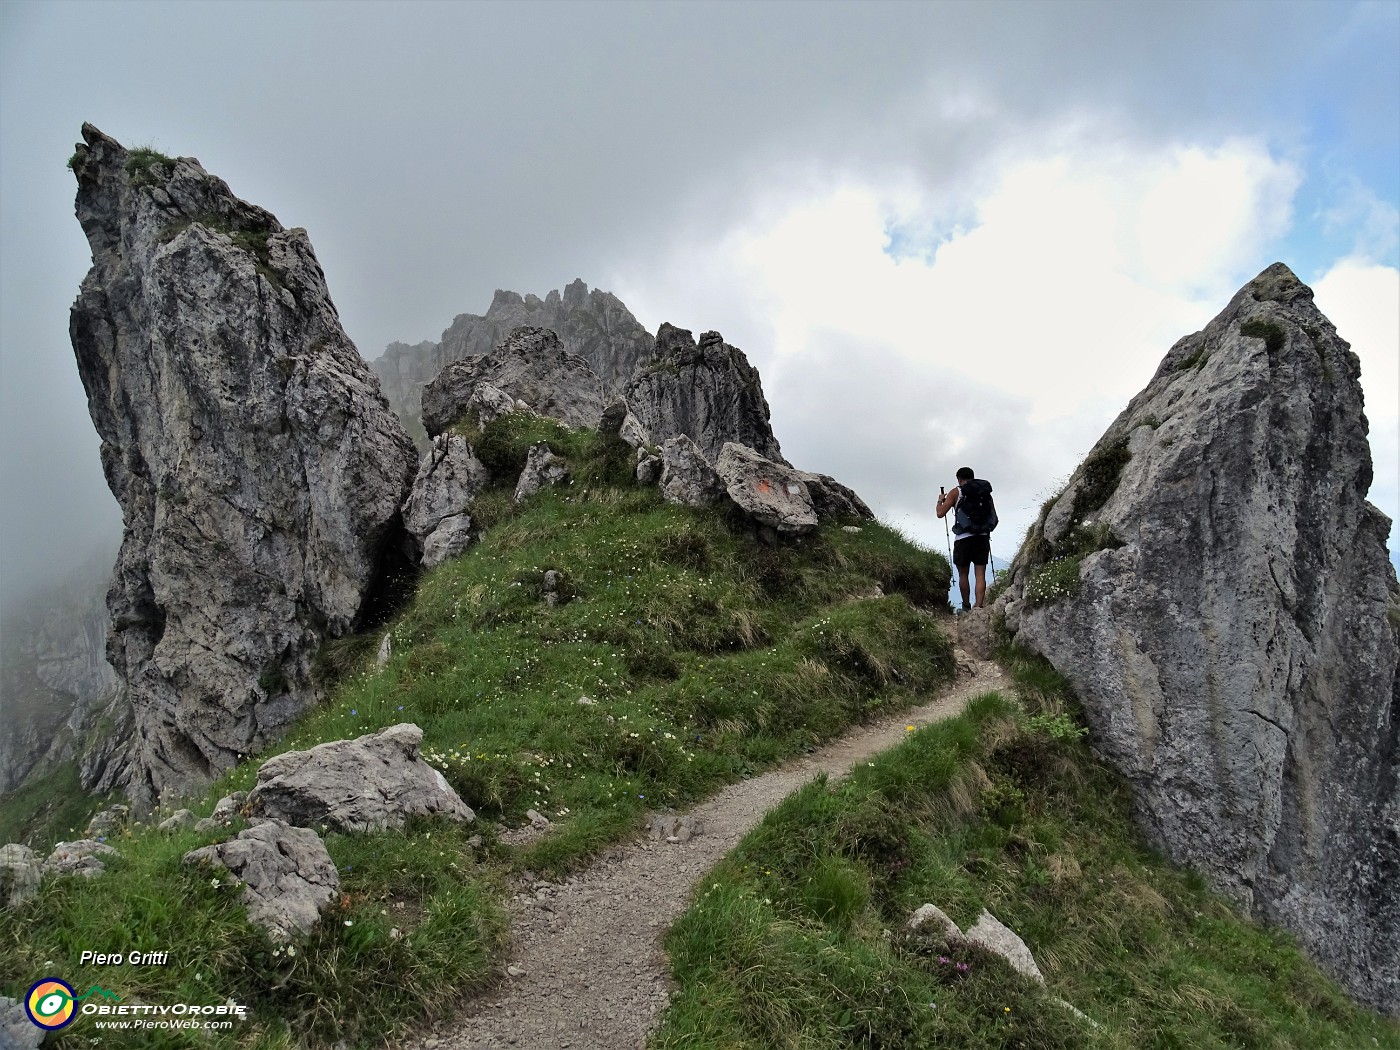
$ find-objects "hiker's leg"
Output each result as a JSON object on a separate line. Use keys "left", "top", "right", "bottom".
{"left": 974, "top": 563, "right": 987, "bottom": 607}
{"left": 958, "top": 565, "right": 971, "bottom": 608}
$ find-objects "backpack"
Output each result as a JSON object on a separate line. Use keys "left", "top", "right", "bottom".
{"left": 955, "top": 479, "right": 998, "bottom": 534}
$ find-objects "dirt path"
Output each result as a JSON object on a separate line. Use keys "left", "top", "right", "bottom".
{"left": 401, "top": 647, "right": 1008, "bottom": 1050}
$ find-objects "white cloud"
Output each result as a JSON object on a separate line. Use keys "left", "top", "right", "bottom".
{"left": 1312, "top": 259, "right": 1400, "bottom": 529}
{"left": 619, "top": 128, "right": 1308, "bottom": 559}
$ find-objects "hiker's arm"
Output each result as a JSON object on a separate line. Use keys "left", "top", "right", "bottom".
{"left": 936, "top": 486, "right": 959, "bottom": 518}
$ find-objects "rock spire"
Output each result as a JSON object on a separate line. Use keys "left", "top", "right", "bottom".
{"left": 999, "top": 263, "right": 1399, "bottom": 1014}
{"left": 67, "top": 124, "right": 418, "bottom": 808}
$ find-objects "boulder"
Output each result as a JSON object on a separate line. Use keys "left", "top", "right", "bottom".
{"left": 1, "top": 994, "right": 43, "bottom": 1049}
{"left": 965, "top": 910, "right": 1045, "bottom": 984}
{"left": 906, "top": 902, "right": 960, "bottom": 940}
{"left": 67, "top": 125, "right": 418, "bottom": 808}
{"left": 999, "top": 263, "right": 1400, "bottom": 1014}
{"left": 635, "top": 451, "right": 663, "bottom": 486}
{"left": 624, "top": 326, "right": 788, "bottom": 465}
{"left": 715, "top": 443, "right": 819, "bottom": 535}
{"left": 157, "top": 809, "right": 198, "bottom": 832}
{"left": 44, "top": 839, "right": 118, "bottom": 879}
{"left": 794, "top": 470, "right": 874, "bottom": 521}
{"left": 0, "top": 844, "right": 42, "bottom": 908}
{"left": 247, "top": 723, "right": 474, "bottom": 832}
{"left": 184, "top": 819, "right": 338, "bottom": 941}
{"left": 402, "top": 433, "right": 491, "bottom": 569}
{"left": 659, "top": 435, "right": 724, "bottom": 508}
{"left": 514, "top": 443, "right": 571, "bottom": 503}
{"left": 211, "top": 792, "right": 247, "bottom": 823}
{"left": 421, "top": 326, "right": 607, "bottom": 437}
{"left": 85, "top": 803, "right": 129, "bottom": 838}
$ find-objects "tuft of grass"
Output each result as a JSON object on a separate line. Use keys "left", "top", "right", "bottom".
{"left": 654, "top": 683, "right": 1400, "bottom": 1049}
{"left": 125, "top": 145, "right": 175, "bottom": 187}
{"left": 1176, "top": 346, "right": 1210, "bottom": 371}
{"left": 1239, "top": 318, "right": 1286, "bottom": 355}
{"left": 1071, "top": 438, "right": 1131, "bottom": 523}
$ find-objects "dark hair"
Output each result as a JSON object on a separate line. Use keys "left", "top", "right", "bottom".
{"left": 956, "top": 467, "right": 974, "bottom": 481}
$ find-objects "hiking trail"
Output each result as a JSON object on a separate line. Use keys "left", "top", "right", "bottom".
{"left": 400, "top": 644, "right": 1007, "bottom": 1050}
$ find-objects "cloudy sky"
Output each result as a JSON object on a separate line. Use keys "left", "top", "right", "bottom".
{"left": 1, "top": 0, "right": 1396, "bottom": 615}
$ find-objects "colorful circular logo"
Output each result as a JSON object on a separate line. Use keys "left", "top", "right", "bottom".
{"left": 25, "top": 978, "right": 77, "bottom": 1030}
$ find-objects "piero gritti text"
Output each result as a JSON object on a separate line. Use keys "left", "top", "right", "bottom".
{"left": 80, "top": 950, "right": 171, "bottom": 966}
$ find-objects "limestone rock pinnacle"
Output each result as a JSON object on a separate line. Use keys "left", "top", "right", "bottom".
{"left": 68, "top": 124, "right": 418, "bottom": 808}
{"left": 1000, "top": 262, "right": 1399, "bottom": 1014}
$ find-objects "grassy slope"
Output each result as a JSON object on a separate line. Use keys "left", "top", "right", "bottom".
{"left": 0, "top": 422, "right": 954, "bottom": 1048}
{"left": 653, "top": 650, "right": 1400, "bottom": 1049}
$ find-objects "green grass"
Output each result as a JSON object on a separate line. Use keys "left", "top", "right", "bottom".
{"left": 652, "top": 653, "right": 1400, "bottom": 1049}
{"left": 0, "top": 427, "right": 955, "bottom": 1047}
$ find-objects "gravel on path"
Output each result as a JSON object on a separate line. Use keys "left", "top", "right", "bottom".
{"left": 401, "top": 648, "right": 1008, "bottom": 1050}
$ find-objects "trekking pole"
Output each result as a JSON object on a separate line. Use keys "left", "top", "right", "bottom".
{"left": 939, "top": 487, "right": 954, "bottom": 566}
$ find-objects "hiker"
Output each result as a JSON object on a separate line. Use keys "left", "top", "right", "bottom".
{"left": 936, "top": 467, "right": 998, "bottom": 612}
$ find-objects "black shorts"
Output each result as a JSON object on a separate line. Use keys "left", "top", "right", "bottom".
{"left": 953, "top": 534, "right": 990, "bottom": 569}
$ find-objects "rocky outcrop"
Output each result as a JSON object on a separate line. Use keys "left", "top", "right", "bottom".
{"left": 998, "top": 263, "right": 1400, "bottom": 1014}
{"left": 247, "top": 723, "right": 474, "bottom": 832}
{"left": 715, "top": 443, "right": 818, "bottom": 534}
{"left": 184, "top": 820, "right": 339, "bottom": 941}
{"left": 67, "top": 125, "right": 418, "bottom": 809}
{"left": 370, "top": 280, "right": 653, "bottom": 445}
{"left": 403, "top": 434, "right": 491, "bottom": 570}
{"left": 421, "top": 326, "right": 607, "bottom": 437}
{"left": 623, "top": 326, "right": 787, "bottom": 466}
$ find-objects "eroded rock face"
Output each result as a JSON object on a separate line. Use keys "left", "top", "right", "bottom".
{"left": 624, "top": 326, "right": 788, "bottom": 466}
{"left": 247, "top": 723, "right": 474, "bottom": 832}
{"left": 421, "top": 326, "right": 607, "bottom": 437}
{"left": 183, "top": 820, "right": 338, "bottom": 941}
{"left": 403, "top": 433, "right": 491, "bottom": 570}
{"left": 67, "top": 125, "right": 418, "bottom": 808}
{"left": 999, "top": 263, "right": 1400, "bottom": 1014}
{"left": 371, "top": 280, "right": 654, "bottom": 446}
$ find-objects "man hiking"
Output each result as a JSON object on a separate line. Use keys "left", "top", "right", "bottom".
{"left": 936, "top": 467, "right": 998, "bottom": 612}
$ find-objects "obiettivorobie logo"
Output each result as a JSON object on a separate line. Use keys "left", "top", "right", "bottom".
{"left": 23, "top": 976, "right": 249, "bottom": 1032}
{"left": 24, "top": 978, "right": 119, "bottom": 1030}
